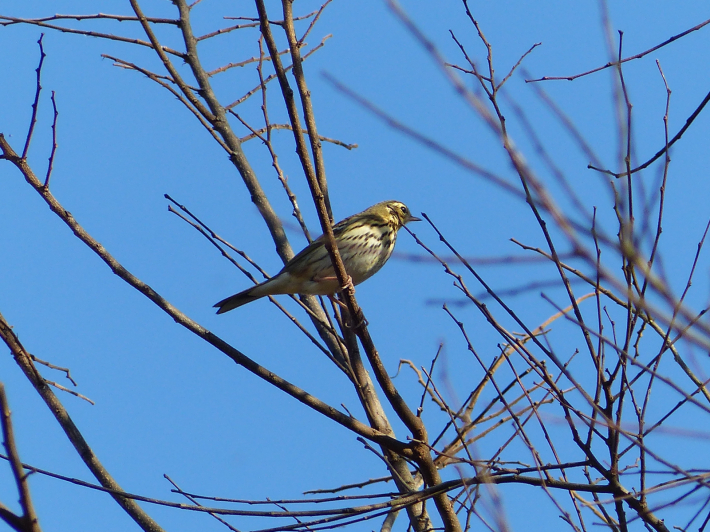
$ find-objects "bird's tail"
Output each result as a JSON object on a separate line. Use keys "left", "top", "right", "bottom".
{"left": 214, "top": 286, "right": 265, "bottom": 314}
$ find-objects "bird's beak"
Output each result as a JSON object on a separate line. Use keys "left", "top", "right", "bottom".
{"left": 408, "top": 215, "right": 422, "bottom": 223}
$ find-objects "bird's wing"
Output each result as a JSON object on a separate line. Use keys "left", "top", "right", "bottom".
{"left": 281, "top": 235, "right": 328, "bottom": 276}
{"left": 282, "top": 216, "right": 357, "bottom": 277}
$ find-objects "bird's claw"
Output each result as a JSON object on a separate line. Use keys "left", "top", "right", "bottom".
{"left": 340, "top": 276, "right": 355, "bottom": 295}
{"left": 345, "top": 313, "right": 369, "bottom": 329}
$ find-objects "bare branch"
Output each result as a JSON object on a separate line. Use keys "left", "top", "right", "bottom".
{"left": 0, "top": 15, "right": 186, "bottom": 57}
{"left": 527, "top": 17, "right": 710, "bottom": 82}
{"left": 0, "top": 383, "right": 41, "bottom": 532}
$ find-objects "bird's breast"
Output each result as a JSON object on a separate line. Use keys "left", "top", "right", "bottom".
{"left": 338, "top": 222, "right": 397, "bottom": 285}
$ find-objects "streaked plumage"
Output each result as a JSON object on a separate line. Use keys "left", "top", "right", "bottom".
{"left": 215, "top": 200, "right": 420, "bottom": 313}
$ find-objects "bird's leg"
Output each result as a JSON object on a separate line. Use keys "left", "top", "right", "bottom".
{"left": 327, "top": 294, "right": 348, "bottom": 311}
{"left": 325, "top": 275, "right": 355, "bottom": 311}
{"left": 335, "top": 277, "right": 369, "bottom": 329}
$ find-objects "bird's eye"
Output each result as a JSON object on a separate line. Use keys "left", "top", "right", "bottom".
{"left": 400, "top": 206, "right": 408, "bottom": 215}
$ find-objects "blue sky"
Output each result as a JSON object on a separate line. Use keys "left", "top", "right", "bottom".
{"left": 2, "top": 1, "right": 710, "bottom": 531}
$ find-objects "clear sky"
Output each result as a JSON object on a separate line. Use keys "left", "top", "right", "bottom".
{"left": 2, "top": 1, "right": 710, "bottom": 531}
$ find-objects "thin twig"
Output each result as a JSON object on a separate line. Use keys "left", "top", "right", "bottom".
{"left": 0, "top": 15, "right": 185, "bottom": 57}
{"left": 43, "top": 91, "right": 58, "bottom": 188}
{"left": 23, "top": 34, "right": 46, "bottom": 160}
{"left": 238, "top": 122, "right": 356, "bottom": 150}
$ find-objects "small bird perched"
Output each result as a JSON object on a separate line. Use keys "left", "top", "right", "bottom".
{"left": 214, "top": 200, "right": 420, "bottom": 313}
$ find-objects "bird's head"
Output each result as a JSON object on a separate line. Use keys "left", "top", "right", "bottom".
{"left": 378, "top": 200, "right": 421, "bottom": 228}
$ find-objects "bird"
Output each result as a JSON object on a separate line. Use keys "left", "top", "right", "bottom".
{"left": 214, "top": 200, "right": 420, "bottom": 314}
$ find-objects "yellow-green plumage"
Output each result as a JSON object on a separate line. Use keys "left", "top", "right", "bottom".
{"left": 214, "top": 200, "right": 420, "bottom": 314}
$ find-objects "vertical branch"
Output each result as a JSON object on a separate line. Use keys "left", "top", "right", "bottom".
{"left": 254, "top": 0, "right": 322, "bottom": 217}
{"left": 641, "top": 61, "right": 672, "bottom": 297}
{"left": 43, "top": 91, "right": 58, "bottom": 189}
{"left": 0, "top": 383, "right": 42, "bottom": 532}
{"left": 280, "top": 0, "right": 330, "bottom": 216}
{"left": 22, "top": 34, "right": 46, "bottom": 160}
{"left": 255, "top": 36, "right": 312, "bottom": 242}
{"left": 615, "top": 31, "right": 637, "bottom": 359}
